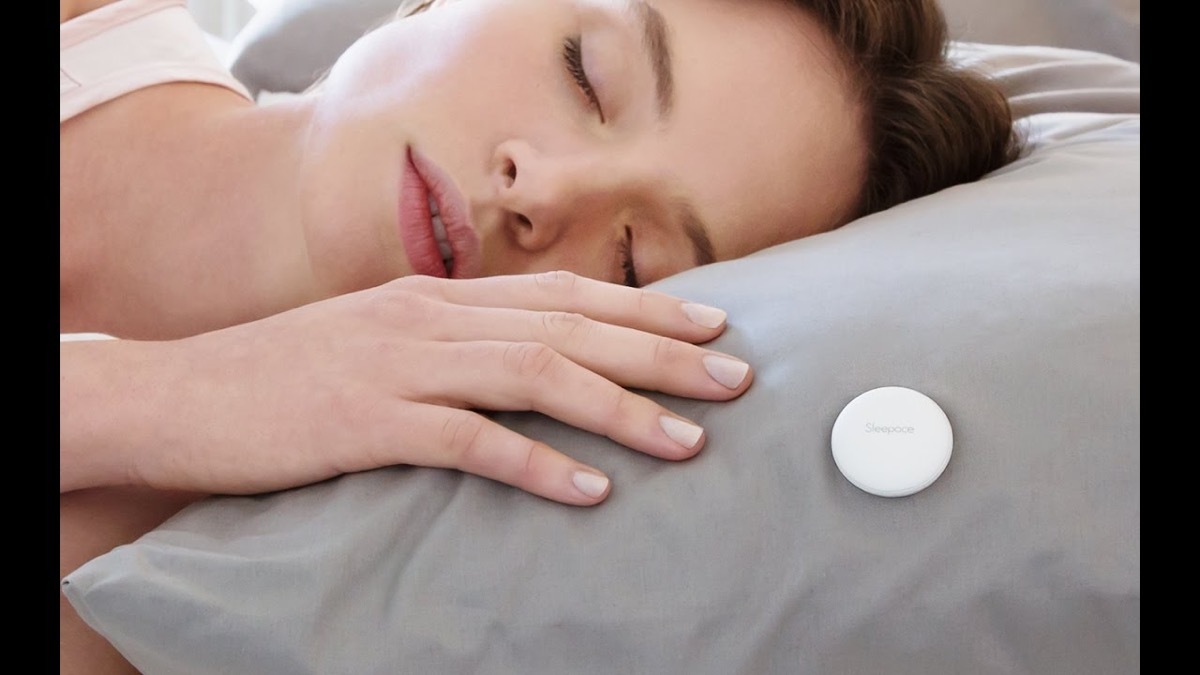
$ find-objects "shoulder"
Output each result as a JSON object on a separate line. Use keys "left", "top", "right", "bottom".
{"left": 61, "top": 0, "right": 131, "bottom": 23}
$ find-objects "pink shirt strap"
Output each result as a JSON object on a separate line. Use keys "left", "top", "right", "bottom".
{"left": 61, "top": 0, "right": 253, "bottom": 123}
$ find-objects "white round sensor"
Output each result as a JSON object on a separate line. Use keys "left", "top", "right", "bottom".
{"left": 831, "top": 386, "right": 953, "bottom": 497}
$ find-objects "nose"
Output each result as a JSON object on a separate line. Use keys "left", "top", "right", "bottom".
{"left": 490, "top": 139, "right": 617, "bottom": 252}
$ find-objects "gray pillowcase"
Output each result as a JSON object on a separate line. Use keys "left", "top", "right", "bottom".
{"left": 226, "top": 0, "right": 1141, "bottom": 95}
{"left": 940, "top": 0, "right": 1139, "bottom": 61}
{"left": 63, "top": 44, "right": 1140, "bottom": 675}
{"left": 227, "top": 0, "right": 400, "bottom": 95}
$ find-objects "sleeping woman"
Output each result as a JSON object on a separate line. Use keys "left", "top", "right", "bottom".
{"left": 59, "top": 0, "right": 1021, "bottom": 671}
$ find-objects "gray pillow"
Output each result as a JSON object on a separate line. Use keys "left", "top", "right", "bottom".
{"left": 227, "top": 0, "right": 400, "bottom": 95}
{"left": 226, "top": 0, "right": 1141, "bottom": 96}
{"left": 940, "top": 0, "right": 1139, "bottom": 62}
{"left": 63, "top": 43, "right": 1140, "bottom": 675}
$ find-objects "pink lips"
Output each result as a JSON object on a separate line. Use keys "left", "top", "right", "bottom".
{"left": 397, "top": 147, "right": 481, "bottom": 279}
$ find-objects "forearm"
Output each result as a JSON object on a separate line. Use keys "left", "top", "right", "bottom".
{"left": 60, "top": 339, "right": 177, "bottom": 493}
{"left": 59, "top": 274, "right": 753, "bottom": 504}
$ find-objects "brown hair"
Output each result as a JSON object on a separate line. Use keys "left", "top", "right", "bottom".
{"left": 384, "top": 0, "right": 1021, "bottom": 223}
{"left": 796, "top": 0, "right": 1023, "bottom": 220}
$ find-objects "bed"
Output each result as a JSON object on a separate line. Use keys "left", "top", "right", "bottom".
{"left": 62, "top": 1, "right": 1141, "bottom": 673}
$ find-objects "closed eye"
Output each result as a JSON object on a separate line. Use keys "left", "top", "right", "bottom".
{"left": 563, "top": 35, "right": 605, "bottom": 123}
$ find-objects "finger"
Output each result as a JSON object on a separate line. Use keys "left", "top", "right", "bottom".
{"left": 399, "top": 401, "right": 613, "bottom": 506}
{"left": 412, "top": 341, "right": 710, "bottom": 461}
{"left": 421, "top": 305, "right": 752, "bottom": 400}
{"left": 393, "top": 271, "right": 730, "bottom": 344}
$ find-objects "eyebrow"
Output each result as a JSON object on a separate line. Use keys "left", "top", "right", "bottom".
{"left": 675, "top": 198, "right": 717, "bottom": 267}
{"left": 630, "top": 0, "right": 674, "bottom": 118}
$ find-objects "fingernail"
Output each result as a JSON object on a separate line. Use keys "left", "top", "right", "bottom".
{"left": 703, "top": 354, "right": 750, "bottom": 389}
{"left": 681, "top": 302, "right": 727, "bottom": 329}
{"left": 572, "top": 471, "right": 610, "bottom": 498}
{"left": 660, "top": 416, "right": 703, "bottom": 449}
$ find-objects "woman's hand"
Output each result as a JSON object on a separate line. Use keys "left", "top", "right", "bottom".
{"left": 60, "top": 271, "right": 752, "bottom": 505}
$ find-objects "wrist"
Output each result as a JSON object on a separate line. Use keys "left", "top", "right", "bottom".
{"left": 59, "top": 338, "right": 183, "bottom": 492}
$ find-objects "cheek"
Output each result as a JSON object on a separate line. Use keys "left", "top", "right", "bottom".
{"left": 427, "top": 41, "right": 571, "bottom": 139}
{"left": 404, "top": 43, "right": 590, "bottom": 187}
{"left": 323, "top": 10, "right": 505, "bottom": 110}
{"left": 481, "top": 248, "right": 611, "bottom": 280}
{"left": 327, "top": 3, "right": 582, "bottom": 153}
{"left": 480, "top": 228, "right": 613, "bottom": 280}
{"left": 671, "top": 110, "right": 864, "bottom": 259}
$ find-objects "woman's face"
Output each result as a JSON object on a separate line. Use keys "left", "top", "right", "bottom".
{"left": 298, "top": 0, "right": 865, "bottom": 293}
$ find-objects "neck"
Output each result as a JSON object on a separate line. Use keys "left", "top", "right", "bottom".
{"left": 61, "top": 87, "right": 321, "bottom": 339}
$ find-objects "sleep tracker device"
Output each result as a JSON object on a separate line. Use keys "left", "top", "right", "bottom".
{"left": 831, "top": 386, "right": 953, "bottom": 497}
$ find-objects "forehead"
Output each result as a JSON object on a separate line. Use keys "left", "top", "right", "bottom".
{"left": 648, "top": 0, "right": 866, "bottom": 260}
